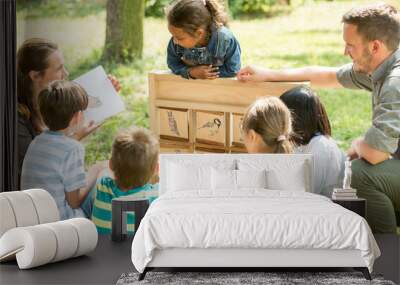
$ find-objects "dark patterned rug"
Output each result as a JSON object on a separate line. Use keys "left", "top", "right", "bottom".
{"left": 116, "top": 271, "right": 396, "bottom": 285}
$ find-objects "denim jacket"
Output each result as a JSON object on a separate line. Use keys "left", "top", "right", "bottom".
{"left": 167, "top": 25, "right": 241, "bottom": 79}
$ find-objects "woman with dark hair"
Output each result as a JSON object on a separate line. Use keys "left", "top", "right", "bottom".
{"left": 280, "top": 86, "right": 345, "bottom": 197}
{"left": 17, "top": 38, "right": 120, "bottom": 185}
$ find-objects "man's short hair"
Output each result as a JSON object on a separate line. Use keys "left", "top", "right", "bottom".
{"left": 39, "top": 80, "right": 88, "bottom": 131}
{"left": 111, "top": 127, "right": 159, "bottom": 189}
{"left": 342, "top": 3, "right": 400, "bottom": 51}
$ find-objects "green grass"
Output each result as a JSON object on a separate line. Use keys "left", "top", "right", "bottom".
{"left": 64, "top": 0, "right": 390, "bottom": 165}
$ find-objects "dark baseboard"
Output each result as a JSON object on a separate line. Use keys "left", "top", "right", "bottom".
{"left": 373, "top": 233, "right": 400, "bottom": 284}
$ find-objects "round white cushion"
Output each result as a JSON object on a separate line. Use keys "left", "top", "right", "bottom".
{"left": 0, "top": 218, "right": 98, "bottom": 269}
{"left": 24, "top": 189, "right": 59, "bottom": 223}
{"left": 0, "top": 191, "right": 39, "bottom": 228}
{"left": 0, "top": 196, "right": 17, "bottom": 237}
{"left": 0, "top": 190, "right": 60, "bottom": 238}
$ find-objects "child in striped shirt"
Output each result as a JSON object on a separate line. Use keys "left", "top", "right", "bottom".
{"left": 21, "top": 80, "right": 104, "bottom": 220}
{"left": 91, "top": 127, "right": 159, "bottom": 234}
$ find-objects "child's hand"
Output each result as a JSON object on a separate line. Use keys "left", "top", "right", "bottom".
{"left": 107, "top": 74, "right": 121, "bottom": 92}
{"left": 347, "top": 137, "right": 363, "bottom": 160}
{"left": 189, "top": 65, "right": 219, "bottom": 80}
{"left": 93, "top": 161, "right": 108, "bottom": 173}
{"left": 73, "top": 120, "right": 102, "bottom": 141}
{"left": 87, "top": 161, "right": 108, "bottom": 177}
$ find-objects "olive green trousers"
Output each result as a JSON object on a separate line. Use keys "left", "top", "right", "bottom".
{"left": 351, "top": 158, "right": 400, "bottom": 234}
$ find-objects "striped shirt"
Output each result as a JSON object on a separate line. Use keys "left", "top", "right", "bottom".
{"left": 21, "top": 131, "right": 86, "bottom": 220}
{"left": 91, "top": 176, "right": 158, "bottom": 234}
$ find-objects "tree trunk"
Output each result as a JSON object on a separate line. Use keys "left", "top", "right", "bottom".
{"left": 103, "top": 0, "right": 144, "bottom": 63}
{"left": 224, "top": 0, "right": 230, "bottom": 17}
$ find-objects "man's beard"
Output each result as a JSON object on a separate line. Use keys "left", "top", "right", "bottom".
{"left": 353, "top": 48, "right": 373, "bottom": 74}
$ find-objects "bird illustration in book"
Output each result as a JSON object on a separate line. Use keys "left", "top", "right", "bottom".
{"left": 87, "top": 94, "right": 102, "bottom": 109}
{"left": 198, "top": 118, "right": 222, "bottom": 136}
{"left": 167, "top": 111, "right": 180, "bottom": 136}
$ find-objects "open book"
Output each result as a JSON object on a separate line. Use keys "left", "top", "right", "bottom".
{"left": 74, "top": 66, "right": 125, "bottom": 124}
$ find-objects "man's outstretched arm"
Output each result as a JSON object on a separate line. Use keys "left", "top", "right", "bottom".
{"left": 237, "top": 65, "right": 342, "bottom": 88}
{"left": 348, "top": 138, "right": 391, "bottom": 165}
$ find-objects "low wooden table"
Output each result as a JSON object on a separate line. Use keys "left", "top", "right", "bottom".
{"left": 0, "top": 235, "right": 134, "bottom": 285}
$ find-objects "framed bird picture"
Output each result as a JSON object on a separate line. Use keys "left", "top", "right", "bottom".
{"left": 195, "top": 111, "right": 226, "bottom": 145}
{"left": 158, "top": 107, "right": 189, "bottom": 141}
{"left": 231, "top": 113, "right": 245, "bottom": 147}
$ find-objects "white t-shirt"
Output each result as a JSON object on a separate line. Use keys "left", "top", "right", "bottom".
{"left": 294, "top": 135, "right": 345, "bottom": 197}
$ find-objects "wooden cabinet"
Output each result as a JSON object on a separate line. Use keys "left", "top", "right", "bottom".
{"left": 149, "top": 72, "right": 308, "bottom": 154}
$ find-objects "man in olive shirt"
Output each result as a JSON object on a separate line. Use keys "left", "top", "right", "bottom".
{"left": 237, "top": 3, "right": 400, "bottom": 233}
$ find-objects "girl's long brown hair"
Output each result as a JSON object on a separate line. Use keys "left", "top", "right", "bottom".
{"left": 280, "top": 86, "right": 331, "bottom": 146}
{"left": 17, "top": 38, "right": 58, "bottom": 132}
{"left": 167, "top": 0, "right": 228, "bottom": 36}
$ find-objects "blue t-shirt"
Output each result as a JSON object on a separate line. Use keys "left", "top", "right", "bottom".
{"left": 21, "top": 131, "right": 87, "bottom": 220}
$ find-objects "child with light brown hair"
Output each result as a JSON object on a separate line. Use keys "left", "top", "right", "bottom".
{"left": 21, "top": 80, "right": 105, "bottom": 220}
{"left": 91, "top": 127, "right": 159, "bottom": 234}
{"left": 242, "top": 96, "right": 294, "bottom": 154}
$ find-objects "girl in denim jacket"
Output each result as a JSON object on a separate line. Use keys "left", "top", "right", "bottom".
{"left": 166, "top": 0, "right": 241, "bottom": 79}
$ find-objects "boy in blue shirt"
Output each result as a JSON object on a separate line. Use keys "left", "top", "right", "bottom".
{"left": 21, "top": 80, "right": 104, "bottom": 220}
{"left": 91, "top": 127, "right": 159, "bottom": 234}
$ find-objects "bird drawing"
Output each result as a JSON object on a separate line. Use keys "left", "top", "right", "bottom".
{"left": 87, "top": 94, "right": 102, "bottom": 109}
{"left": 198, "top": 118, "right": 222, "bottom": 137}
{"left": 167, "top": 111, "right": 180, "bottom": 136}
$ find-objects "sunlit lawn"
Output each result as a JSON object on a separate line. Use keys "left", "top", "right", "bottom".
{"left": 66, "top": 0, "right": 393, "bottom": 165}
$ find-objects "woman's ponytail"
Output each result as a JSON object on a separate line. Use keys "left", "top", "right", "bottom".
{"left": 275, "top": 135, "right": 294, "bottom": 154}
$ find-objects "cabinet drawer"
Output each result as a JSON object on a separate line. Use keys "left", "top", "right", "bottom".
{"left": 160, "top": 140, "right": 192, "bottom": 154}
{"left": 231, "top": 113, "right": 245, "bottom": 146}
{"left": 195, "top": 147, "right": 226, "bottom": 154}
{"left": 230, "top": 146, "right": 247, "bottom": 153}
{"left": 195, "top": 111, "right": 226, "bottom": 145}
{"left": 158, "top": 107, "right": 189, "bottom": 141}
